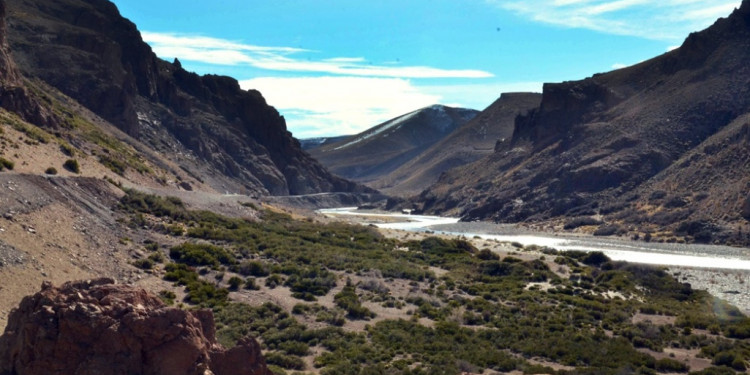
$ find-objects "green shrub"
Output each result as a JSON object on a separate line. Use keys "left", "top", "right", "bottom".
{"left": 133, "top": 258, "right": 154, "bottom": 270}
{"left": 148, "top": 252, "right": 165, "bottom": 263}
{"left": 244, "top": 278, "right": 260, "bottom": 290}
{"left": 44, "top": 167, "right": 58, "bottom": 175}
{"left": 0, "top": 157, "right": 14, "bottom": 171}
{"left": 63, "top": 159, "right": 80, "bottom": 173}
{"left": 169, "top": 242, "right": 236, "bottom": 267}
{"left": 99, "top": 154, "right": 127, "bottom": 175}
{"left": 59, "top": 143, "right": 75, "bottom": 156}
{"left": 158, "top": 290, "right": 176, "bottom": 305}
{"left": 655, "top": 358, "right": 689, "bottom": 373}
{"left": 227, "top": 276, "right": 243, "bottom": 290}
{"left": 334, "top": 280, "right": 374, "bottom": 320}
{"left": 284, "top": 267, "right": 336, "bottom": 297}
{"left": 232, "top": 261, "right": 269, "bottom": 277}
{"left": 265, "top": 352, "right": 305, "bottom": 370}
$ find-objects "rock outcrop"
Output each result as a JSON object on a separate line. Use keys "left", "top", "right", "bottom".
{"left": 0, "top": 0, "right": 58, "bottom": 128}
{"left": 3, "top": 0, "right": 366, "bottom": 196}
{"left": 0, "top": 278, "right": 272, "bottom": 375}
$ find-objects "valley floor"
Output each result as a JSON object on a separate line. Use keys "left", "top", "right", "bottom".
{"left": 2, "top": 176, "right": 750, "bottom": 374}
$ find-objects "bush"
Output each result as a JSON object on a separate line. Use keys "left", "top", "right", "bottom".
{"left": 0, "top": 157, "right": 14, "bottom": 171}
{"left": 582, "top": 251, "right": 611, "bottom": 267}
{"left": 147, "top": 252, "right": 165, "bottom": 263}
{"left": 44, "top": 167, "right": 58, "bottom": 175}
{"left": 655, "top": 358, "right": 689, "bottom": 373}
{"left": 227, "top": 276, "right": 243, "bottom": 290}
{"left": 232, "top": 261, "right": 270, "bottom": 277}
{"left": 284, "top": 267, "right": 336, "bottom": 297}
{"left": 169, "top": 242, "right": 236, "bottom": 267}
{"left": 334, "top": 280, "right": 374, "bottom": 320}
{"left": 158, "top": 290, "right": 176, "bottom": 305}
{"left": 133, "top": 258, "right": 154, "bottom": 270}
{"left": 244, "top": 278, "right": 260, "bottom": 290}
{"left": 477, "top": 249, "right": 500, "bottom": 260}
{"left": 99, "top": 154, "right": 127, "bottom": 175}
{"left": 63, "top": 159, "right": 80, "bottom": 173}
{"left": 60, "top": 143, "right": 75, "bottom": 156}
{"left": 265, "top": 352, "right": 305, "bottom": 370}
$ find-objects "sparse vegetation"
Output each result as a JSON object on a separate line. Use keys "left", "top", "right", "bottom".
{"left": 0, "top": 157, "right": 13, "bottom": 171}
{"left": 44, "top": 167, "right": 57, "bottom": 175}
{"left": 117, "top": 190, "right": 750, "bottom": 374}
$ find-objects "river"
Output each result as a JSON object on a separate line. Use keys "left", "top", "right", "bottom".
{"left": 319, "top": 207, "right": 750, "bottom": 271}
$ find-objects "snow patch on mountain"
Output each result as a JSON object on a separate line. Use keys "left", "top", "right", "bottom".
{"left": 334, "top": 109, "right": 421, "bottom": 150}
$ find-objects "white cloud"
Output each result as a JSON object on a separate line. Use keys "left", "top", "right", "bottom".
{"left": 611, "top": 63, "right": 628, "bottom": 69}
{"left": 239, "top": 76, "right": 441, "bottom": 138}
{"left": 141, "top": 32, "right": 493, "bottom": 79}
{"left": 238, "top": 77, "right": 545, "bottom": 138}
{"left": 495, "top": 0, "right": 742, "bottom": 42}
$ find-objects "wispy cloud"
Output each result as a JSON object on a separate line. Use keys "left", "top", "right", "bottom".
{"left": 495, "top": 0, "right": 741, "bottom": 42}
{"left": 141, "top": 32, "right": 493, "bottom": 79}
{"left": 239, "top": 76, "right": 441, "bottom": 138}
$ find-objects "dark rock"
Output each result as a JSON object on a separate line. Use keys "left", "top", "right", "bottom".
{"left": 0, "top": 278, "right": 272, "bottom": 375}
{"left": 0, "top": 0, "right": 59, "bottom": 128}
{"left": 741, "top": 195, "right": 750, "bottom": 220}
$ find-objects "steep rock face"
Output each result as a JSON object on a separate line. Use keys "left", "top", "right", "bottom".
{"left": 4, "top": 0, "right": 364, "bottom": 195}
{"left": 309, "top": 105, "right": 478, "bottom": 185}
{"left": 0, "top": 0, "right": 58, "bottom": 128}
{"left": 0, "top": 278, "right": 272, "bottom": 375}
{"left": 417, "top": 1, "right": 750, "bottom": 243}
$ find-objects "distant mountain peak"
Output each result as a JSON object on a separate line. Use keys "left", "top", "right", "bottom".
{"left": 308, "top": 105, "right": 479, "bottom": 183}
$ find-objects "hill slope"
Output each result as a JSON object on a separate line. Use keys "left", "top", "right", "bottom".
{"left": 373, "top": 93, "right": 540, "bottom": 196}
{"left": 416, "top": 1, "right": 750, "bottom": 245}
{"left": 308, "top": 105, "right": 478, "bottom": 185}
{"left": 4, "top": 0, "right": 365, "bottom": 196}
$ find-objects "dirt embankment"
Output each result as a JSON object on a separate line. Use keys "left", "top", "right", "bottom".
{"left": 0, "top": 174, "right": 128, "bottom": 329}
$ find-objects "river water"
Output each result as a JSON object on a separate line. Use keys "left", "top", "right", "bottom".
{"left": 319, "top": 207, "right": 750, "bottom": 271}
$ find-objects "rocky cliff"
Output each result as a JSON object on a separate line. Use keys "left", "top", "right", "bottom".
{"left": 0, "top": 0, "right": 57, "bottom": 129}
{"left": 0, "top": 278, "right": 272, "bottom": 375}
{"left": 417, "top": 1, "right": 750, "bottom": 244}
{"left": 3, "top": 0, "right": 365, "bottom": 196}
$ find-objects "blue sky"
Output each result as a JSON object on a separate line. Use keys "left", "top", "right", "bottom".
{"left": 112, "top": 0, "right": 741, "bottom": 138}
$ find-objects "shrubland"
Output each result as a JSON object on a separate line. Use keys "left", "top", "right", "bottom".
{"left": 118, "top": 190, "right": 750, "bottom": 374}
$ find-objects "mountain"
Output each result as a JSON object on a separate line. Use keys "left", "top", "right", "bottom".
{"left": 308, "top": 105, "right": 478, "bottom": 186}
{"left": 373, "top": 93, "right": 541, "bottom": 196}
{"left": 416, "top": 1, "right": 750, "bottom": 245}
{"left": 3, "top": 0, "right": 366, "bottom": 196}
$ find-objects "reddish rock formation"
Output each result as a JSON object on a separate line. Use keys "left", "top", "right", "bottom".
{"left": 0, "top": 278, "right": 271, "bottom": 375}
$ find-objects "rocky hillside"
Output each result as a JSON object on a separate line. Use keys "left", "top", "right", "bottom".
{"left": 0, "top": 278, "right": 271, "bottom": 375}
{"left": 3, "top": 0, "right": 365, "bottom": 196}
{"left": 374, "top": 93, "right": 540, "bottom": 196}
{"left": 417, "top": 1, "right": 750, "bottom": 245}
{"left": 308, "top": 105, "right": 478, "bottom": 188}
